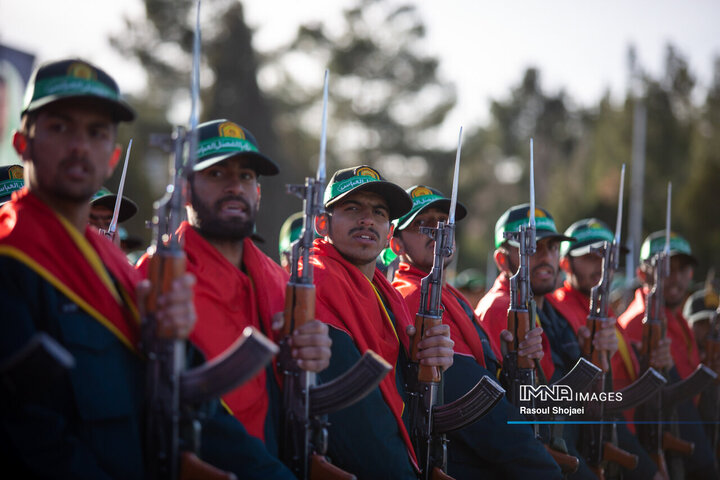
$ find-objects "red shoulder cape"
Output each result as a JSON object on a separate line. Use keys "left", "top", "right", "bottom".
{"left": 0, "top": 189, "right": 141, "bottom": 351}
{"left": 475, "top": 274, "right": 555, "bottom": 380}
{"left": 393, "top": 262, "right": 485, "bottom": 367}
{"left": 311, "top": 239, "right": 418, "bottom": 469}
{"left": 137, "top": 221, "right": 288, "bottom": 441}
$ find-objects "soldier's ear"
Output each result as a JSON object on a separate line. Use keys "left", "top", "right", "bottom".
{"left": 108, "top": 144, "right": 122, "bottom": 170}
{"left": 315, "top": 213, "right": 329, "bottom": 237}
{"left": 494, "top": 248, "right": 509, "bottom": 273}
{"left": 12, "top": 131, "right": 28, "bottom": 157}
{"left": 559, "top": 256, "right": 571, "bottom": 273}
{"left": 389, "top": 236, "right": 405, "bottom": 255}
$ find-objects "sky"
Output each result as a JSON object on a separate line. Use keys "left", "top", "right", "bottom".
{"left": 1, "top": 0, "right": 719, "bottom": 146}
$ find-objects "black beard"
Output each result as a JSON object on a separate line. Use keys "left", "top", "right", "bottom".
{"left": 190, "top": 188, "right": 255, "bottom": 242}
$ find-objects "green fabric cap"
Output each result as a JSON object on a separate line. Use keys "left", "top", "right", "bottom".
{"left": 494, "top": 203, "right": 572, "bottom": 248}
{"left": 394, "top": 185, "right": 467, "bottom": 232}
{"left": 639, "top": 230, "right": 695, "bottom": 263}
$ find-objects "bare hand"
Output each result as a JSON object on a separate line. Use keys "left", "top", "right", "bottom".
{"left": 137, "top": 273, "right": 197, "bottom": 339}
{"left": 649, "top": 338, "right": 674, "bottom": 370}
{"left": 289, "top": 320, "right": 332, "bottom": 372}
{"left": 501, "top": 327, "right": 545, "bottom": 360}
{"left": 406, "top": 324, "right": 454, "bottom": 371}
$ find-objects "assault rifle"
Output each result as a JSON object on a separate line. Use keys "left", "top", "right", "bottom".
{"left": 704, "top": 303, "right": 720, "bottom": 456}
{"left": 406, "top": 127, "right": 504, "bottom": 480}
{"left": 143, "top": 3, "right": 278, "bottom": 478}
{"left": 501, "top": 139, "right": 600, "bottom": 474}
{"left": 637, "top": 183, "right": 717, "bottom": 478}
{"left": 579, "top": 166, "right": 667, "bottom": 479}
{"left": 279, "top": 70, "right": 392, "bottom": 480}
{"left": 0, "top": 333, "right": 75, "bottom": 401}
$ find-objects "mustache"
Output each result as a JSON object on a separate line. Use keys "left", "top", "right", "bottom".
{"left": 349, "top": 226, "right": 379, "bottom": 240}
{"left": 214, "top": 195, "right": 250, "bottom": 211}
{"left": 531, "top": 262, "right": 557, "bottom": 275}
{"left": 60, "top": 155, "right": 93, "bottom": 172}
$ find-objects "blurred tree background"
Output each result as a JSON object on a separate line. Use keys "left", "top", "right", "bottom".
{"left": 110, "top": 0, "right": 720, "bottom": 292}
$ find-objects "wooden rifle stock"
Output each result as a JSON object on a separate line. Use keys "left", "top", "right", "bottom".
{"left": 310, "top": 454, "right": 355, "bottom": 480}
{"left": 544, "top": 444, "right": 579, "bottom": 474}
{"left": 284, "top": 283, "right": 315, "bottom": 335}
{"left": 662, "top": 430, "right": 694, "bottom": 456}
{"left": 180, "top": 452, "right": 237, "bottom": 480}
{"left": 146, "top": 251, "right": 186, "bottom": 337}
{"left": 582, "top": 318, "right": 610, "bottom": 372}
{"left": 602, "top": 441, "right": 638, "bottom": 470}
{"left": 640, "top": 319, "right": 664, "bottom": 372}
{"left": 430, "top": 466, "right": 454, "bottom": 480}
{"left": 410, "top": 313, "right": 442, "bottom": 382}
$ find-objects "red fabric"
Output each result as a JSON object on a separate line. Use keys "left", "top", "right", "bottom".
{"left": 0, "top": 189, "right": 141, "bottom": 349}
{"left": 137, "top": 221, "right": 288, "bottom": 441}
{"left": 310, "top": 239, "right": 418, "bottom": 468}
{"left": 548, "top": 281, "right": 643, "bottom": 429}
{"left": 393, "top": 262, "right": 485, "bottom": 367}
{"left": 618, "top": 287, "right": 701, "bottom": 380}
{"left": 475, "top": 274, "right": 555, "bottom": 380}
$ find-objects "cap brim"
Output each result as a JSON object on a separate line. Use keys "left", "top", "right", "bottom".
{"left": 568, "top": 240, "right": 631, "bottom": 257}
{"left": 326, "top": 181, "right": 412, "bottom": 220}
{"left": 397, "top": 198, "right": 468, "bottom": 231}
{"left": 25, "top": 94, "right": 135, "bottom": 122}
{"left": 507, "top": 230, "right": 575, "bottom": 248}
{"left": 670, "top": 251, "right": 698, "bottom": 266}
{"left": 90, "top": 195, "right": 138, "bottom": 223}
{"left": 193, "top": 151, "right": 279, "bottom": 176}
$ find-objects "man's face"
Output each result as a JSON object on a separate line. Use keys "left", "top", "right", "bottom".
{"left": 187, "top": 157, "right": 259, "bottom": 241}
{"left": 327, "top": 190, "right": 391, "bottom": 268}
{"left": 397, "top": 207, "right": 454, "bottom": 272}
{"left": 567, "top": 252, "right": 603, "bottom": 296}
{"left": 88, "top": 204, "right": 113, "bottom": 230}
{"left": 664, "top": 255, "right": 694, "bottom": 308}
{"left": 21, "top": 100, "right": 116, "bottom": 203}
{"left": 504, "top": 236, "right": 561, "bottom": 297}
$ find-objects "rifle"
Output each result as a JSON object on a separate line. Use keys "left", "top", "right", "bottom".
{"left": 501, "top": 139, "right": 600, "bottom": 475}
{"left": 636, "top": 183, "right": 716, "bottom": 478}
{"left": 579, "top": 165, "right": 666, "bottom": 479}
{"left": 143, "top": 3, "right": 278, "bottom": 478}
{"left": 405, "top": 127, "right": 504, "bottom": 480}
{"left": 100, "top": 139, "right": 132, "bottom": 241}
{"left": 0, "top": 333, "right": 75, "bottom": 401}
{"left": 279, "top": 70, "right": 392, "bottom": 480}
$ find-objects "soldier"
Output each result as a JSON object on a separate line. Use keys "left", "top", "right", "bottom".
{"left": 310, "top": 166, "right": 454, "bottom": 478}
{"left": 137, "top": 118, "right": 331, "bottom": 458}
{"left": 475, "top": 204, "right": 618, "bottom": 479}
{"left": 548, "top": 218, "right": 663, "bottom": 479}
{"left": 390, "top": 185, "right": 561, "bottom": 479}
{"left": 618, "top": 231, "right": 719, "bottom": 479}
{"left": 0, "top": 58, "right": 293, "bottom": 479}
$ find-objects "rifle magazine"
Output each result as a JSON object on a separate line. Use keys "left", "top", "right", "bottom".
{"left": 180, "top": 327, "right": 278, "bottom": 405}
{"left": 309, "top": 350, "right": 391, "bottom": 417}
{"left": 604, "top": 368, "right": 667, "bottom": 415}
{"left": 432, "top": 375, "right": 504, "bottom": 434}
{"left": 661, "top": 364, "right": 717, "bottom": 413}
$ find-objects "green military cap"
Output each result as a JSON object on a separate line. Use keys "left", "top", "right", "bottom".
{"left": 278, "top": 212, "right": 319, "bottom": 258}
{"left": 194, "top": 119, "right": 279, "bottom": 176}
{"left": 639, "top": 230, "right": 697, "bottom": 265}
{"left": 0, "top": 165, "right": 24, "bottom": 205}
{"left": 683, "top": 288, "right": 719, "bottom": 325}
{"left": 90, "top": 187, "right": 138, "bottom": 223}
{"left": 323, "top": 165, "right": 412, "bottom": 221}
{"left": 22, "top": 59, "right": 135, "bottom": 121}
{"left": 560, "top": 218, "right": 629, "bottom": 258}
{"left": 394, "top": 185, "right": 467, "bottom": 232}
{"left": 494, "top": 203, "right": 573, "bottom": 249}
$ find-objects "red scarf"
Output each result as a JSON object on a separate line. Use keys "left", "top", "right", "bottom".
{"left": 393, "top": 262, "right": 485, "bottom": 367}
{"left": 618, "top": 287, "right": 701, "bottom": 380}
{"left": 475, "top": 274, "right": 555, "bottom": 380}
{"left": 137, "top": 222, "right": 287, "bottom": 441}
{"left": 311, "top": 239, "right": 418, "bottom": 468}
{"left": 0, "top": 189, "right": 141, "bottom": 351}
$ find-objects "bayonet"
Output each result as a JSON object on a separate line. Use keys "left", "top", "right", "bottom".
{"left": 106, "top": 139, "right": 132, "bottom": 239}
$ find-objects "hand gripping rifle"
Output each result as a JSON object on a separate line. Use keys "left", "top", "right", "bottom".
{"left": 501, "top": 140, "right": 600, "bottom": 474}
{"left": 636, "top": 183, "right": 717, "bottom": 478}
{"left": 143, "top": 3, "right": 278, "bottom": 479}
{"left": 279, "top": 70, "right": 392, "bottom": 480}
{"left": 405, "top": 127, "right": 505, "bottom": 480}
{"left": 580, "top": 165, "right": 667, "bottom": 478}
